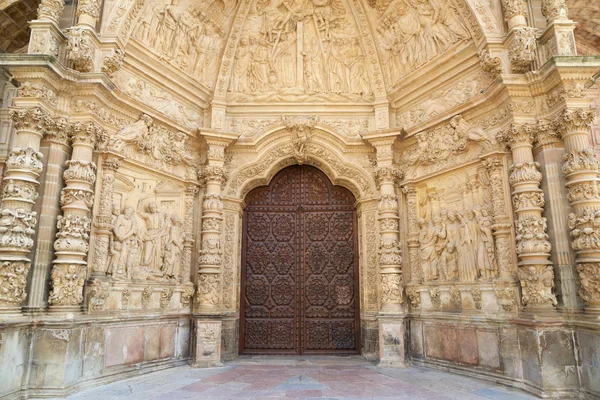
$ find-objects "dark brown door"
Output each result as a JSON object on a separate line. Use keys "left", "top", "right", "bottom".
{"left": 241, "top": 165, "right": 359, "bottom": 355}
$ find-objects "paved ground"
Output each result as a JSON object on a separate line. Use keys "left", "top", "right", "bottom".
{"left": 65, "top": 356, "right": 537, "bottom": 399}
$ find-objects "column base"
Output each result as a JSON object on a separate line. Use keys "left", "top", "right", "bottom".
{"left": 377, "top": 314, "right": 407, "bottom": 368}
{"left": 192, "top": 318, "right": 223, "bottom": 368}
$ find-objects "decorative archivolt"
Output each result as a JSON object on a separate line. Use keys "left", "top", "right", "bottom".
{"left": 225, "top": 129, "right": 376, "bottom": 199}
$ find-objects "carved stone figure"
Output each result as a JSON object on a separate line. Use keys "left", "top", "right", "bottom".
{"left": 377, "top": 0, "right": 470, "bottom": 85}
{"left": 475, "top": 208, "right": 498, "bottom": 279}
{"left": 139, "top": 202, "right": 167, "bottom": 276}
{"left": 108, "top": 207, "right": 141, "bottom": 280}
{"left": 163, "top": 214, "right": 184, "bottom": 280}
{"left": 457, "top": 211, "right": 478, "bottom": 282}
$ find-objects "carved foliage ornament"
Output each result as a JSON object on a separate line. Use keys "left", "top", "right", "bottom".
{"left": 77, "top": 0, "right": 101, "bottom": 18}
{"left": 37, "top": 0, "right": 65, "bottom": 21}
{"left": 518, "top": 264, "right": 558, "bottom": 306}
{"left": 577, "top": 263, "right": 600, "bottom": 305}
{"left": 66, "top": 27, "right": 94, "bottom": 73}
{"left": 0, "top": 261, "right": 31, "bottom": 306}
{"left": 101, "top": 49, "right": 125, "bottom": 78}
{"left": 509, "top": 27, "right": 538, "bottom": 73}
{"left": 502, "top": 0, "right": 527, "bottom": 19}
{"left": 48, "top": 263, "right": 87, "bottom": 306}
{"left": 0, "top": 209, "right": 38, "bottom": 250}
{"left": 479, "top": 50, "right": 502, "bottom": 79}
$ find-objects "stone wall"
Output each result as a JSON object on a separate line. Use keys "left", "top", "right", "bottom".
{"left": 0, "top": 315, "right": 190, "bottom": 399}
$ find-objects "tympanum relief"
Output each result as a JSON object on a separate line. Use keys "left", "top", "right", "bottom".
{"left": 366, "top": 0, "right": 476, "bottom": 87}
{"left": 227, "top": 0, "right": 374, "bottom": 102}
{"left": 131, "top": 0, "right": 235, "bottom": 88}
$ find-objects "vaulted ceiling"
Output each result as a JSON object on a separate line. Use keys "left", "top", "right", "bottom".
{"left": 0, "top": 0, "right": 39, "bottom": 53}
{"left": 567, "top": 0, "right": 600, "bottom": 55}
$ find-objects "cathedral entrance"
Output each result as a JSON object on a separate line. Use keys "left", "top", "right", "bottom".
{"left": 240, "top": 165, "right": 359, "bottom": 355}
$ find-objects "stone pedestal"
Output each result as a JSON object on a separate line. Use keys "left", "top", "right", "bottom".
{"left": 191, "top": 318, "right": 224, "bottom": 368}
{"left": 377, "top": 316, "right": 407, "bottom": 367}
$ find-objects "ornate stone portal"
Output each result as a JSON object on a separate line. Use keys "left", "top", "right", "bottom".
{"left": 0, "top": 0, "right": 599, "bottom": 398}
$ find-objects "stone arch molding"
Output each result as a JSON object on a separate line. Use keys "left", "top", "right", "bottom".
{"left": 225, "top": 128, "right": 376, "bottom": 201}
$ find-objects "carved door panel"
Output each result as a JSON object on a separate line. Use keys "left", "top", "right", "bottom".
{"left": 241, "top": 165, "right": 358, "bottom": 355}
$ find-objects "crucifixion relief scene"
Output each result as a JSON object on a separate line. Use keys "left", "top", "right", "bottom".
{"left": 0, "top": 0, "right": 600, "bottom": 398}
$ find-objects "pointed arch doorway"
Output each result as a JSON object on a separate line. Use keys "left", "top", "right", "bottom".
{"left": 240, "top": 165, "right": 360, "bottom": 355}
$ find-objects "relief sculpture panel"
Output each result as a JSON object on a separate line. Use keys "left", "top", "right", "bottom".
{"left": 103, "top": 179, "right": 187, "bottom": 283}
{"left": 412, "top": 168, "right": 500, "bottom": 284}
{"left": 227, "top": 0, "right": 374, "bottom": 102}
{"left": 131, "top": 0, "right": 236, "bottom": 88}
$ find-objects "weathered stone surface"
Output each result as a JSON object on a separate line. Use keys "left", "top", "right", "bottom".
{"left": 0, "top": 0, "right": 598, "bottom": 397}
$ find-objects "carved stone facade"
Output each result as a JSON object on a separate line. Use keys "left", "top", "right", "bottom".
{"left": 0, "top": 0, "right": 599, "bottom": 398}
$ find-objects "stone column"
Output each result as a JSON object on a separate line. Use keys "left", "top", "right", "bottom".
{"left": 0, "top": 108, "right": 48, "bottom": 314}
{"left": 28, "top": 0, "right": 65, "bottom": 58}
{"left": 556, "top": 109, "right": 600, "bottom": 309}
{"left": 89, "top": 156, "right": 121, "bottom": 279}
{"left": 76, "top": 0, "right": 102, "bottom": 28}
{"left": 501, "top": 0, "right": 537, "bottom": 74}
{"left": 501, "top": 0, "right": 527, "bottom": 30}
{"left": 374, "top": 167, "right": 404, "bottom": 313}
{"left": 25, "top": 118, "right": 71, "bottom": 312}
{"left": 482, "top": 154, "right": 515, "bottom": 281}
{"left": 182, "top": 185, "right": 200, "bottom": 285}
{"left": 538, "top": 0, "right": 576, "bottom": 63}
{"left": 533, "top": 121, "right": 580, "bottom": 308}
{"left": 402, "top": 184, "right": 420, "bottom": 284}
{"left": 196, "top": 165, "right": 225, "bottom": 313}
{"left": 48, "top": 122, "right": 101, "bottom": 312}
{"left": 497, "top": 123, "right": 558, "bottom": 308}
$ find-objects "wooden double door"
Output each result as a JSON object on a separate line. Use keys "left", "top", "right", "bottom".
{"left": 240, "top": 165, "right": 359, "bottom": 354}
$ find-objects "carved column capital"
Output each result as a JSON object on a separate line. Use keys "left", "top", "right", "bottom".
{"left": 479, "top": 49, "right": 503, "bottom": 79}
{"left": 9, "top": 107, "right": 50, "bottom": 134}
{"left": 70, "top": 121, "right": 105, "bottom": 147}
{"left": 37, "top": 0, "right": 65, "bottom": 22}
{"left": 76, "top": 0, "right": 101, "bottom": 20}
{"left": 482, "top": 154, "right": 505, "bottom": 173}
{"left": 44, "top": 117, "right": 70, "bottom": 146}
{"left": 541, "top": 0, "right": 569, "bottom": 22}
{"left": 535, "top": 119, "right": 562, "bottom": 147}
{"left": 497, "top": 122, "right": 536, "bottom": 148}
{"left": 374, "top": 166, "right": 403, "bottom": 189}
{"left": 502, "top": 0, "right": 528, "bottom": 20}
{"left": 201, "top": 165, "right": 228, "bottom": 185}
{"left": 556, "top": 108, "right": 595, "bottom": 136}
